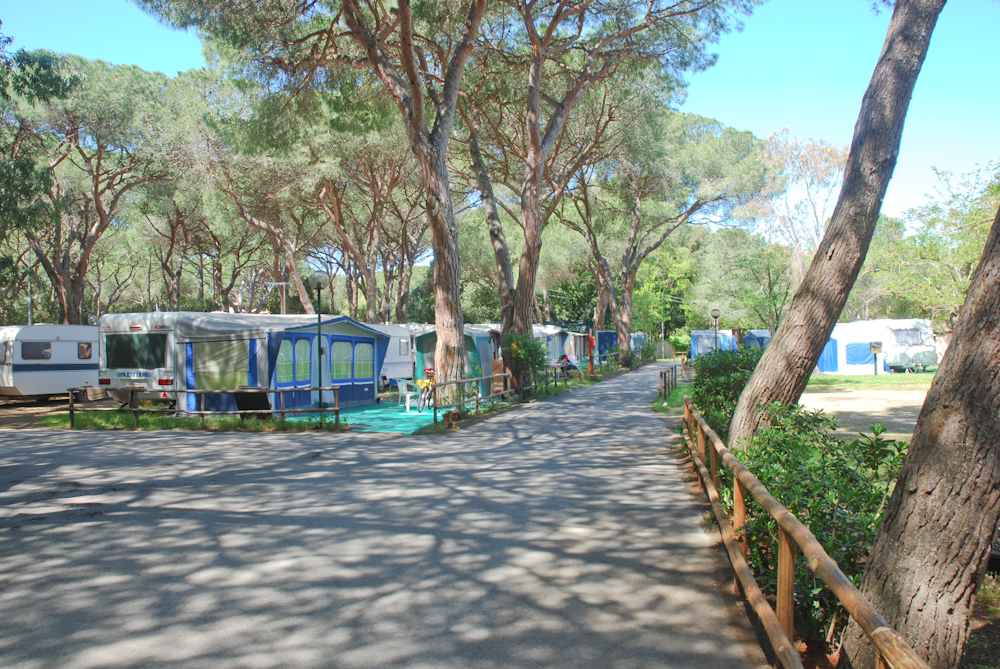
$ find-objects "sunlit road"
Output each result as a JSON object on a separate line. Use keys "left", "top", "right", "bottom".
{"left": 0, "top": 362, "right": 760, "bottom": 668}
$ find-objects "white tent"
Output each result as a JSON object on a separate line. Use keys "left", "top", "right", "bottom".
{"left": 816, "top": 319, "right": 936, "bottom": 374}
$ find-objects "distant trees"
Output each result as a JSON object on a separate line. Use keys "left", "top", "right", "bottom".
{"left": 560, "top": 111, "right": 767, "bottom": 347}
{"left": 13, "top": 56, "right": 172, "bottom": 323}
{"left": 695, "top": 228, "right": 793, "bottom": 334}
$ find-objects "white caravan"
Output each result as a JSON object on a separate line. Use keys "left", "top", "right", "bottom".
{"left": 0, "top": 325, "right": 99, "bottom": 398}
{"left": 366, "top": 324, "right": 414, "bottom": 390}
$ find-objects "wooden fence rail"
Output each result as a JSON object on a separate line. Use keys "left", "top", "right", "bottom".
{"left": 67, "top": 385, "right": 344, "bottom": 430}
{"left": 681, "top": 396, "right": 930, "bottom": 669}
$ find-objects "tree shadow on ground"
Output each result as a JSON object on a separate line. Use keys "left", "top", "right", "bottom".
{"left": 0, "top": 364, "right": 757, "bottom": 669}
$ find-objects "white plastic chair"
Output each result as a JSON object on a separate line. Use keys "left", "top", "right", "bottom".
{"left": 396, "top": 379, "right": 419, "bottom": 412}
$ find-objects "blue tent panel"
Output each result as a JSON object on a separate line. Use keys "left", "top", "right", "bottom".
{"left": 817, "top": 339, "right": 838, "bottom": 373}
{"left": 845, "top": 342, "right": 875, "bottom": 366}
{"left": 597, "top": 331, "right": 617, "bottom": 355}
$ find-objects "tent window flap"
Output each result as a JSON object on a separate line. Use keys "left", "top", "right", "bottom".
{"left": 276, "top": 340, "right": 294, "bottom": 384}
{"left": 331, "top": 341, "right": 352, "bottom": 380}
{"left": 193, "top": 340, "right": 250, "bottom": 390}
{"left": 294, "top": 340, "right": 311, "bottom": 382}
{"left": 354, "top": 343, "right": 374, "bottom": 380}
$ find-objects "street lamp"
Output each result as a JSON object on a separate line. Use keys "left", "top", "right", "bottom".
{"left": 711, "top": 308, "right": 721, "bottom": 351}
{"left": 308, "top": 273, "right": 329, "bottom": 417}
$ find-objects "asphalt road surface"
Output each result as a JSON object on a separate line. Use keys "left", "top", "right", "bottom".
{"left": 0, "top": 362, "right": 762, "bottom": 669}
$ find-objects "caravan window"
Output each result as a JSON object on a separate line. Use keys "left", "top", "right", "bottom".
{"left": 354, "top": 343, "right": 374, "bottom": 379}
{"left": 331, "top": 341, "right": 352, "bottom": 379}
{"left": 399, "top": 338, "right": 410, "bottom": 356}
{"left": 0, "top": 342, "right": 8, "bottom": 363}
{"left": 78, "top": 343, "right": 93, "bottom": 359}
{"left": 276, "top": 340, "right": 294, "bottom": 384}
{"left": 892, "top": 329, "right": 923, "bottom": 347}
{"left": 294, "top": 340, "right": 311, "bottom": 382}
{"left": 22, "top": 342, "right": 52, "bottom": 360}
{"left": 106, "top": 333, "right": 167, "bottom": 369}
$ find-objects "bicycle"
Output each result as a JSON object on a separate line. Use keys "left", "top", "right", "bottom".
{"left": 415, "top": 368, "right": 435, "bottom": 412}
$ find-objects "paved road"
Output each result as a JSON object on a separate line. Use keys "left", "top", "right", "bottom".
{"left": 0, "top": 362, "right": 761, "bottom": 669}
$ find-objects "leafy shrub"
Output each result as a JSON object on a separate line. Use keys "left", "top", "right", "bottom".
{"left": 720, "top": 404, "right": 906, "bottom": 651}
{"left": 619, "top": 347, "right": 638, "bottom": 368}
{"left": 691, "top": 346, "right": 764, "bottom": 442}
{"left": 501, "top": 333, "right": 548, "bottom": 375}
{"left": 640, "top": 340, "right": 656, "bottom": 361}
{"left": 668, "top": 330, "right": 691, "bottom": 354}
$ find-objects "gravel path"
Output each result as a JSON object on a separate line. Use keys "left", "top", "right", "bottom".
{"left": 0, "top": 362, "right": 761, "bottom": 669}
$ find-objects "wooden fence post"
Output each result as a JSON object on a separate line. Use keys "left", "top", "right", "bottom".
{"left": 710, "top": 439, "right": 722, "bottom": 491}
{"left": 697, "top": 422, "right": 706, "bottom": 470}
{"left": 777, "top": 528, "right": 797, "bottom": 642}
{"left": 131, "top": 389, "right": 140, "bottom": 430}
{"left": 433, "top": 385, "right": 438, "bottom": 424}
{"left": 334, "top": 388, "right": 340, "bottom": 430}
{"left": 734, "top": 479, "right": 747, "bottom": 555}
{"left": 68, "top": 390, "right": 75, "bottom": 429}
{"left": 280, "top": 390, "right": 286, "bottom": 430}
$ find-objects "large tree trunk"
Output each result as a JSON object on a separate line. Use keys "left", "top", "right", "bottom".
{"left": 617, "top": 271, "right": 636, "bottom": 351}
{"left": 424, "top": 158, "right": 465, "bottom": 395}
{"left": 512, "top": 209, "right": 544, "bottom": 334}
{"left": 727, "top": 0, "right": 945, "bottom": 448}
{"left": 465, "top": 113, "right": 515, "bottom": 333}
{"left": 346, "top": 258, "right": 359, "bottom": 320}
{"left": 839, "top": 204, "right": 1000, "bottom": 668}
{"left": 396, "top": 259, "right": 413, "bottom": 323}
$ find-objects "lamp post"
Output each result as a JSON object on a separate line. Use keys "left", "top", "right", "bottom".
{"left": 308, "top": 273, "right": 329, "bottom": 419}
{"left": 711, "top": 308, "right": 721, "bottom": 351}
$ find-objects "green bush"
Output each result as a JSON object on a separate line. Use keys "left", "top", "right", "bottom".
{"left": 720, "top": 404, "right": 906, "bottom": 651}
{"left": 501, "top": 333, "right": 548, "bottom": 375}
{"left": 668, "top": 330, "right": 691, "bottom": 354}
{"left": 619, "top": 347, "right": 638, "bottom": 368}
{"left": 691, "top": 346, "right": 764, "bottom": 442}
{"left": 640, "top": 340, "right": 656, "bottom": 361}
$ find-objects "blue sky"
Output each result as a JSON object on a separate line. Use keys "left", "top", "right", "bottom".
{"left": 3, "top": 0, "right": 998, "bottom": 217}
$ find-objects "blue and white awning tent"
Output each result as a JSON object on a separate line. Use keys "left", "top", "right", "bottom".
{"left": 98, "top": 312, "right": 389, "bottom": 413}
{"left": 815, "top": 319, "right": 937, "bottom": 374}
{"left": 689, "top": 330, "right": 737, "bottom": 359}
{"left": 184, "top": 314, "right": 388, "bottom": 411}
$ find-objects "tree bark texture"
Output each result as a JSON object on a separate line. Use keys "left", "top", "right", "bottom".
{"left": 342, "top": 0, "right": 485, "bottom": 388}
{"left": 727, "top": 0, "right": 945, "bottom": 448}
{"left": 463, "top": 105, "right": 515, "bottom": 333}
{"left": 839, "top": 203, "right": 1000, "bottom": 668}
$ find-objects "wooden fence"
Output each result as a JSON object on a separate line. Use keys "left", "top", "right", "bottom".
{"left": 431, "top": 372, "right": 515, "bottom": 424}
{"left": 67, "top": 386, "right": 344, "bottom": 430}
{"left": 681, "top": 396, "right": 930, "bottom": 669}
{"left": 658, "top": 366, "right": 679, "bottom": 401}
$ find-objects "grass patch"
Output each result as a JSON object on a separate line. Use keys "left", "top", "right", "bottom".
{"left": 38, "top": 410, "right": 345, "bottom": 432}
{"left": 652, "top": 381, "right": 691, "bottom": 415}
{"left": 805, "top": 371, "right": 936, "bottom": 392}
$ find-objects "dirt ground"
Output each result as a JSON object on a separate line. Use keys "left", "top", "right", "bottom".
{"left": 799, "top": 388, "right": 928, "bottom": 442}
{"left": 0, "top": 394, "right": 118, "bottom": 429}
